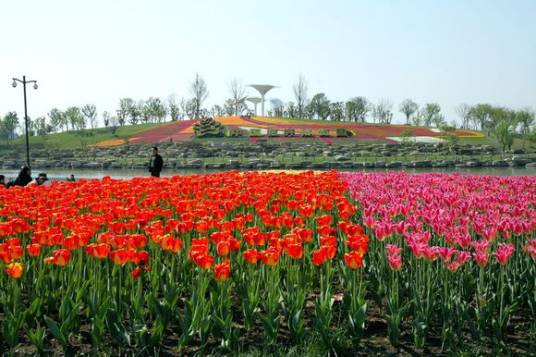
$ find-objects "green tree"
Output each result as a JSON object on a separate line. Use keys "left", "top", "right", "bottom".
{"left": 81, "top": 104, "right": 97, "bottom": 129}
{"left": 309, "top": 93, "right": 330, "bottom": 120}
{"left": 421, "top": 103, "right": 442, "bottom": 127}
{"left": 128, "top": 103, "right": 141, "bottom": 125}
{"left": 48, "top": 108, "right": 66, "bottom": 132}
{"left": 285, "top": 101, "right": 297, "bottom": 118}
{"left": 455, "top": 103, "right": 472, "bottom": 129}
{"left": 33, "top": 116, "right": 48, "bottom": 136}
{"left": 0, "top": 112, "right": 19, "bottom": 140}
{"left": 269, "top": 98, "right": 285, "bottom": 117}
{"left": 293, "top": 74, "right": 308, "bottom": 118}
{"left": 516, "top": 109, "right": 534, "bottom": 136}
{"left": 468, "top": 103, "right": 493, "bottom": 132}
{"left": 411, "top": 111, "right": 423, "bottom": 126}
{"left": 65, "top": 107, "right": 85, "bottom": 130}
{"left": 399, "top": 99, "right": 418, "bottom": 124}
{"left": 229, "top": 79, "right": 247, "bottom": 116}
{"left": 223, "top": 99, "right": 235, "bottom": 116}
{"left": 119, "top": 98, "right": 136, "bottom": 125}
{"left": 102, "top": 111, "right": 110, "bottom": 127}
{"left": 210, "top": 104, "right": 224, "bottom": 117}
{"left": 168, "top": 95, "right": 181, "bottom": 121}
{"left": 372, "top": 99, "right": 393, "bottom": 124}
{"left": 345, "top": 97, "right": 369, "bottom": 122}
{"left": 329, "top": 102, "right": 344, "bottom": 121}
{"left": 190, "top": 73, "right": 209, "bottom": 119}
{"left": 495, "top": 119, "right": 515, "bottom": 152}
{"left": 185, "top": 99, "right": 197, "bottom": 119}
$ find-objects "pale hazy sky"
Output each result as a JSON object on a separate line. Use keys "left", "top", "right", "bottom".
{"left": 1, "top": 0, "right": 535, "bottom": 126}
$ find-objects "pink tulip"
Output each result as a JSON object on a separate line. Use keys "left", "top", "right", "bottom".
{"left": 495, "top": 243, "right": 514, "bottom": 265}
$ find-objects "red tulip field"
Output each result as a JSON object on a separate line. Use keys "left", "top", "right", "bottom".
{"left": 0, "top": 171, "right": 535, "bottom": 355}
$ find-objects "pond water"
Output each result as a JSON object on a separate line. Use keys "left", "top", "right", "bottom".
{"left": 1, "top": 166, "right": 535, "bottom": 181}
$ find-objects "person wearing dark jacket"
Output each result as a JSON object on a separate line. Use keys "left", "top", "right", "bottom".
{"left": 0, "top": 175, "right": 5, "bottom": 187}
{"left": 6, "top": 166, "right": 32, "bottom": 187}
{"left": 149, "top": 146, "right": 163, "bottom": 177}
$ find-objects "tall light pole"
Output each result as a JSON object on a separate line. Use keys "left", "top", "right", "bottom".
{"left": 12, "top": 76, "right": 38, "bottom": 168}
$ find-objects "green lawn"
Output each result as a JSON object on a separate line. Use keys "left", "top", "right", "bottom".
{"left": 459, "top": 135, "right": 534, "bottom": 151}
{"left": 0, "top": 123, "right": 161, "bottom": 150}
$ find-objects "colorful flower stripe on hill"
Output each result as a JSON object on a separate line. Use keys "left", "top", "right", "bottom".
{"left": 127, "top": 120, "right": 197, "bottom": 144}
{"left": 91, "top": 138, "right": 127, "bottom": 147}
{"left": 94, "top": 116, "right": 482, "bottom": 146}
{"left": 234, "top": 116, "right": 483, "bottom": 140}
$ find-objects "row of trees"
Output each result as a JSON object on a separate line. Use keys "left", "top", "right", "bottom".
{"left": 1, "top": 74, "right": 534, "bottom": 141}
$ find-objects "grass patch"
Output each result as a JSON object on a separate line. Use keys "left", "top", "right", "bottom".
{"left": 0, "top": 123, "right": 162, "bottom": 150}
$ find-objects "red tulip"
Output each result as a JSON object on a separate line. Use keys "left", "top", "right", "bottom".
{"left": 5, "top": 262, "right": 24, "bottom": 279}
{"left": 242, "top": 249, "right": 259, "bottom": 264}
{"left": 214, "top": 259, "right": 231, "bottom": 281}
{"left": 344, "top": 251, "right": 364, "bottom": 269}
{"left": 132, "top": 266, "right": 141, "bottom": 279}
{"left": 26, "top": 243, "right": 42, "bottom": 257}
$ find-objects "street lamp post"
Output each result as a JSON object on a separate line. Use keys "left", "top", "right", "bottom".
{"left": 12, "top": 76, "right": 38, "bottom": 168}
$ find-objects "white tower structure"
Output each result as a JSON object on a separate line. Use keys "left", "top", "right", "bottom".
{"left": 249, "top": 84, "right": 276, "bottom": 116}
{"left": 246, "top": 97, "right": 262, "bottom": 116}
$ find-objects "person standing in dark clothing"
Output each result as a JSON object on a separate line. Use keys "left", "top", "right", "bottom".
{"left": 6, "top": 166, "right": 32, "bottom": 187}
{"left": 0, "top": 175, "right": 5, "bottom": 187}
{"left": 149, "top": 146, "right": 163, "bottom": 177}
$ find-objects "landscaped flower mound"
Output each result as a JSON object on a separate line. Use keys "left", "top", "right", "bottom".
{"left": 0, "top": 171, "right": 534, "bottom": 354}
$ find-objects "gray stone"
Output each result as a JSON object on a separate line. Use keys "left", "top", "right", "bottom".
{"left": 335, "top": 155, "right": 350, "bottom": 162}
{"left": 411, "top": 161, "right": 432, "bottom": 168}
{"left": 187, "top": 159, "right": 204, "bottom": 166}
{"left": 432, "top": 161, "right": 448, "bottom": 168}
{"left": 374, "top": 161, "right": 386, "bottom": 168}
{"left": 85, "top": 162, "right": 103, "bottom": 169}
{"left": 509, "top": 159, "right": 531, "bottom": 167}
{"left": 355, "top": 150, "right": 373, "bottom": 157}
{"left": 311, "top": 162, "right": 329, "bottom": 169}
{"left": 465, "top": 161, "right": 481, "bottom": 167}
{"left": 386, "top": 161, "right": 402, "bottom": 168}
{"left": 491, "top": 160, "right": 508, "bottom": 167}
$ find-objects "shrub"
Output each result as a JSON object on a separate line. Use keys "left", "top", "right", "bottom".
{"left": 319, "top": 129, "right": 331, "bottom": 137}
{"left": 194, "top": 118, "right": 224, "bottom": 138}
{"left": 284, "top": 128, "right": 296, "bottom": 137}
{"left": 301, "top": 129, "right": 312, "bottom": 137}
{"left": 267, "top": 129, "right": 280, "bottom": 137}
{"left": 249, "top": 129, "right": 263, "bottom": 137}
{"left": 440, "top": 125, "right": 456, "bottom": 133}
{"left": 224, "top": 127, "right": 245, "bottom": 137}
{"left": 336, "top": 128, "right": 353, "bottom": 137}
{"left": 400, "top": 129, "right": 414, "bottom": 144}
